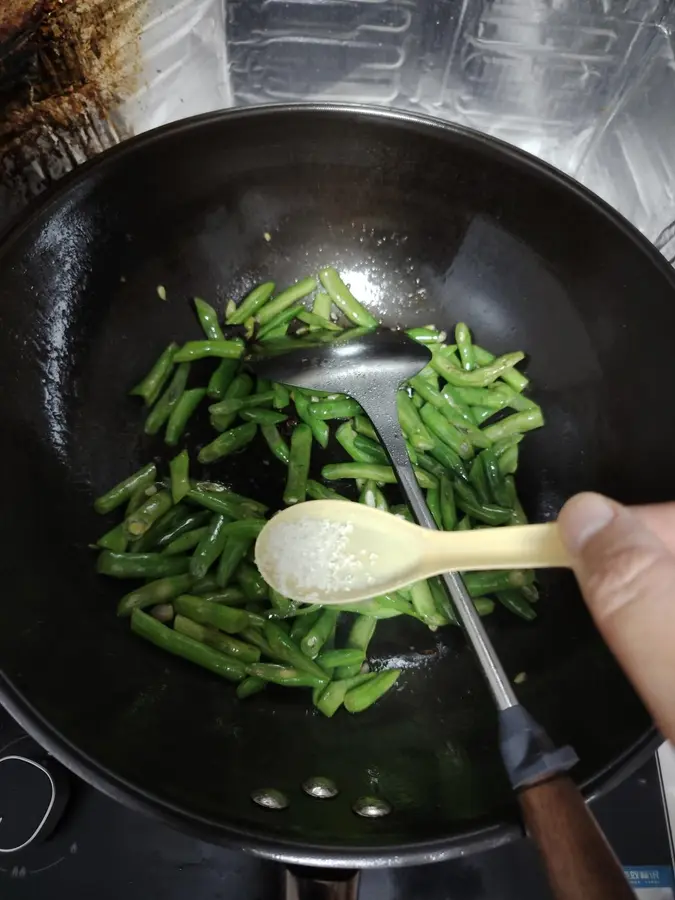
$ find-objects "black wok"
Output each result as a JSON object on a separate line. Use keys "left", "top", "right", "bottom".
{"left": 0, "top": 105, "right": 665, "bottom": 870}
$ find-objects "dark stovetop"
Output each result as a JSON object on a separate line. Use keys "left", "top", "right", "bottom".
{"left": 0, "top": 708, "right": 672, "bottom": 900}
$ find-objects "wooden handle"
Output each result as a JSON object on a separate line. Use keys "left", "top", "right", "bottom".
{"left": 518, "top": 775, "right": 634, "bottom": 900}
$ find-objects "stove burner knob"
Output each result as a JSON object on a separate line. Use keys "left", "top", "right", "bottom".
{"left": 0, "top": 752, "right": 70, "bottom": 853}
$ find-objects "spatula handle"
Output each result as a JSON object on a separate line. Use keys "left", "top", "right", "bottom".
{"left": 519, "top": 775, "right": 635, "bottom": 900}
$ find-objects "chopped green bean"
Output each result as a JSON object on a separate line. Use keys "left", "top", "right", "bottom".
{"left": 240, "top": 409, "right": 287, "bottom": 425}
{"left": 462, "top": 570, "right": 534, "bottom": 597}
{"left": 481, "top": 448, "right": 511, "bottom": 507}
{"left": 353, "top": 415, "right": 379, "bottom": 441}
{"left": 199, "top": 588, "right": 247, "bottom": 606}
{"left": 256, "top": 277, "right": 318, "bottom": 326}
{"left": 335, "top": 422, "right": 379, "bottom": 464}
{"left": 117, "top": 573, "right": 196, "bottom": 616}
{"left": 235, "top": 561, "right": 268, "bottom": 601}
{"left": 237, "top": 676, "right": 266, "bottom": 699}
{"left": 308, "top": 398, "right": 362, "bottom": 420}
{"left": 432, "top": 350, "right": 525, "bottom": 388}
{"left": 284, "top": 424, "right": 312, "bottom": 505}
{"left": 216, "top": 537, "right": 252, "bottom": 588}
{"left": 162, "top": 526, "right": 209, "bottom": 556}
{"left": 260, "top": 423, "right": 290, "bottom": 464}
{"left": 312, "top": 291, "right": 333, "bottom": 320}
{"left": 173, "top": 614, "right": 261, "bottom": 662}
{"left": 482, "top": 408, "right": 544, "bottom": 442}
{"left": 321, "top": 462, "right": 436, "bottom": 489}
{"left": 297, "top": 309, "right": 342, "bottom": 331}
{"left": 144, "top": 362, "right": 191, "bottom": 435}
{"left": 98, "top": 551, "right": 189, "bottom": 580}
{"left": 263, "top": 622, "right": 329, "bottom": 679}
{"left": 173, "top": 594, "right": 250, "bottom": 634}
{"left": 315, "top": 674, "right": 375, "bottom": 718}
{"left": 301, "top": 609, "right": 339, "bottom": 659}
{"left": 130, "top": 343, "right": 178, "bottom": 406}
{"left": 454, "top": 480, "right": 512, "bottom": 526}
{"left": 198, "top": 422, "right": 257, "bottom": 464}
{"left": 336, "top": 615, "right": 376, "bottom": 678}
{"left": 455, "top": 323, "right": 475, "bottom": 371}
{"left": 97, "top": 522, "right": 129, "bottom": 553}
{"left": 132, "top": 503, "right": 193, "bottom": 552}
{"left": 207, "top": 360, "right": 241, "bottom": 402}
{"left": 246, "top": 663, "right": 326, "bottom": 689}
{"left": 190, "top": 514, "right": 231, "bottom": 579}
{"left": 125, "top": 490, "right": 173, "bottom": 538}
{"left": 317, "top": 649, "right": 366, "bottom": 670}
{"left": 406, "top": 327, "right": 446, "bottom": 344}
{"left": 397, "top": 391, "right": 435, "bottom": 451}
{"left": 131, "top": 610, "right": 246, "bottom": 682}
{"left": 169, "top": 450, "right": 191, "bottom": 503}
{"left": 318, "top": 267, "right": 378, "bottom": 328}
{"left": 293, "top": 391, "right": 329, "bottom": 448}
{"left": 174, "top": 339, "right": 244, "bottom": 362}
{"left": 94, "top": 463, "right": 157, "bottom": 515}
{"left": 256, "top": 305, "right": 304, "bottom": 341}
{"left": 426, "top": 487, "right": 442, "bottom": 528}
{"left": 468, "top": 455, "right": 491, "bottom": 504}
{"left": 193, "top": 297, "right": 224, "bottom": 340}
{"left": 272, "top": 383, "right": 290, "bottom": 410}
{"left": 209, "top": 391, "right": 274, "bottom": 418}
{"left": 227, "top": 282, "right": 276, "bottom": 325}
{"left": 306, "top": 480, "right": 349, "bottom": 502}
{"left": 360, "top": 479, "right": 388, "bottom": 511}
{"left": 419, "top": 404, "right": 473, "bottom": 460}
{"left": 410, "top": 580, "right": 446, "bottom": 628}
{"left": 496, "top": 589, "right": 537, "bottom": 621}
{"left": 344, "top": 670, "right": 401, "bottom": 713}
{"left": 439, "top": 475, "right": 457, "bottom": 531}
{"left": 473, "top": 344, "right": 529, "bottom": 392}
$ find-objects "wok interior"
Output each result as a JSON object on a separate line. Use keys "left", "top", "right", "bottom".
{"left": 0, "top": 108, "right": 663, "bottom": 857}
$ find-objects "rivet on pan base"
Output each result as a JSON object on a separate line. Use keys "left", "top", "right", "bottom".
{"left": 251, "top": 788, "right": 289, "bottom": 810}
{"left": 353, "top": 796, "right": 391, "bottom": 818}
{"left": 302, "top": 776, "right": 339, "bottom": 799}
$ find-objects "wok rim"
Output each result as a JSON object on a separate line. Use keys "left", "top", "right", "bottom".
{"left": 0, "top": 101, "right": 663, "bottom": 867}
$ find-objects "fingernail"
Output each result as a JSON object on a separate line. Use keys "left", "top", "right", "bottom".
{"left": 559, "top": 493, "right": 616, "bottom": 554}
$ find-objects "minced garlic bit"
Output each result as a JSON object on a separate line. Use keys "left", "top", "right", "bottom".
{"left": 514, "top": 671, "right": 527, "bottom": 684}
{"left": 156, "top": 284, "right": 167, "bottom": 301}
{"left": 263, "top": 232, "right": 272, "bottom": 242}
{"left": 263, "top": 518, "right": 377, "bottom": 599}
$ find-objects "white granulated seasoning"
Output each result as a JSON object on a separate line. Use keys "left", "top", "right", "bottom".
{"left": 264, "top": 518, "right": 378, "bottom": 599}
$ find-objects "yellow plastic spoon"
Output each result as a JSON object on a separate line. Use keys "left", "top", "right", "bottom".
{"left": 255, "top": 499, "right": 570, "bottom": 605}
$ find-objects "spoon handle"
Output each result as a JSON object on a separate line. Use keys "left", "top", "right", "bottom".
{"left": 424, "top": 522, "right": 571, "bottom": 572}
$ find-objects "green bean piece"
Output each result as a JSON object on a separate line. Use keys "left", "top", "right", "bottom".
{"left": 482, "top": 408, "right": 544, "bottom": 442}
{"left": 360, "top": 479, "right": 388, "bottom": 511}
{"left": 129, "top": 343, "right": 179, "bottom": 407}
{"left": 241, "top": 627, "right": 275, "bottom": 658}
{"left": 454, "top": 480, "right": 512, "bottom": 526}
{"left": 189, "top": 574, "right": 220, "bottom": 595}
{"left": 132, "top": 503, "right": 193, "bottom": 552}
{"left": 492, "top": 433, "right": 524, "bottom": 458}
{"left": 427, "top": 577, "right": 457, "bottom": 625}
{"left": 198, "top": 422, "right": 257, "bottom": 465}
{"left": 297, "top": 309, "right": 342, "bottom": 331}
{"left": 246, "top": 664, "right": 326, "bottom": 689}
{"left": 353, "top": 433, "right": 388, "bottom": 465}
{"left": 473, "top": 344, "right": 529, "bottom": 392}
{"left": 173, "top": 593, "right": 249, "bottom": 634}
{"left": 306, "top": 480, "right": 349, "bottom": 502}
{"left": 154, "top": 509, "right": 212, "bottom": 549}
{"left": 321, "top": 462, "right": 436, "bottom": 489}
{"left": 391, "top": 504, "right": 414, "bottom": 522}
{"left": 216, "top": 537, "right": 251, "bottom": 588}
{"left": 125, "top": 490, "right": 173, "bottom": 538}
{"left": 186, "top": 487, "right": 259, "bottom": 520}
{"left": 426, "top": 441, "right": 469, "bottom": 482}
{"left": 237, "top": 676, "right": 267, "bottom": 699}
{"left": 162, "top": 525, "right": 209, "bottom": 556}
{"left": 406, "top": 327, "right": 446, "bottom": 344}
{"left": 446, "top": 384, "right": 510, "bottom": 410}
{"left": 409, "top": 375, "right": 473, "bottom": 428}
{"left": 125, "top": 476, "right": 159, "bottom": 517}
{"left": 173, "top": 614, "right": 261, "bottom": 662}
{"left": 462, "top": 569, "right": 534, "bottom": 597}
{"left": 336, "top": 615, "right": 377, "bottom": 678}
{"left": 332, "top": 593, "right": 412, "bottom": 618}
{"left": 308, "top": 398, "right": 362, "bottom": 420}
{"left": 312, "top": 291, "right": 333, "bottom": 320}
{"left": 269, "top": 588, "right": 295, "bottom": 616}
{"left": 260, "top": 424, "right": 290, "bottom": 464}
{"left": 256, "top": 305, "right": 304, "bottom": 341}
{"left": 496, "top": 589, "right": 537, "bottom": 621}
{"left": 207, "top": 359, "right": 240, "bottom": 401}
{"left": 117, "top": 572, "right": 196, "bottom": 616}
{"left": 301, "top": 609, "right": 339, "bottom": 659}
{"left": 426, "top": 487, "right": 442, "bottom": 528}
{"left": 199, "top": 587, "right": 247, "bottom": 606}
{"left": 455, "top": 322, "right": 475, "bottom": 371}
{"left": 521, "top": 583, "right": 539, "bottom": 603}
{"left": 254, "top": 277, "right": 317, "bottom": 326}
{"left": 98, "top": 551, "right": 189, "bottom": 580}
{"left": 263, "top": 622, "right": 328, "bottom": 678}
{"left": 344, "top": 670, "right": 401, "bottom": 713}
{"left": 318, "top": 266, "right": 378, "bottom": 328}
{"left": 472, "top": 407, "right": 496, "bottom": 426}
{"left": 497, "top": 444, "right": 519, "bottom": 476}
{"left": 208, "top": 373, "right": 253, "bottom": 431}
{"left": 227, "top": 281, "right": 276, "bottom": 325}
{"left": 410, "top": 580, "right": 447, "bottom": 628}
{"left": 193, "top": 297, "right": 224, "bottom": 340}
{"left": 272, "top": 383, "right": 290, "bottom": 410}
{"left": 504, "top": 475, "right": 528, "bottom": 524}
{"left": 439, "top": 475, "right": 457, "bottom": 531}
{"left": 397, "top": 391, "right": 435, "bottom": 451}
{"left": 432, "top": 350, "right": 525, "bottom": 388}
{"left": 438, "top": 404, "right": 492, "bottom": 449}
{"left": 209, "top": 391, "right": 274, "bottom": 418}
{"left": 335, "top": 422, "right": 380, "bottom": 464}
{"left": 239, "top": 408, "right": 287, "bottom": 425}
{"left": 217, "top": 519, "right": 267, "bottom": 540}
{"left": 169, "top": 451, "right": 190, "bottom": 504}
{"left": 284, "top": 424, "right": 312, "bottom": 505}
{"left": 481, "top": 448, "right": 511, "bottom": 507}
{"left": 468, "top": 456, "right": 491, "bottom": 504}
{"left": 190, "top": 514, "right": 231, "bottom": 579}
{"left": 94, "top": 463, "right": 158, "bottom": 515}
{"left": 293, "top": 391, "right": 329, "bottom": 448}
{"left": 315, "top": 674, "right": 375, "bottom": 718}
{"left": 173, "top": 339, "right": 244, "bottom": 362}
{"left": 97, "top": 522, "right": 129, "bottom": 553}
{"left": 352, "top": 415, "right": 379, "bottom": 441}
{"left": 290, "top": 609, "right": 322, "bottom": 643}
{"left": 131, "top": 610, "right": 246, "bottom": 682}
{"left": 317, "top": 649, "right": 366, "bottom": 670}
{"left": 456, "top": 516, "right": 471, "bottom": 531}
{"left": 419, "top": 404, "right": 473, "bottom": 460}
{"left": 235, "top": 561, "right": 268, "bottom": 601}
{"left": 144, "top": 362, "right": 191, "bottom": 435}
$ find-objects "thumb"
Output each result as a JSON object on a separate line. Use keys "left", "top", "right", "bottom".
{"left": 558, "top": 492, "right": 675, "bottom": 742}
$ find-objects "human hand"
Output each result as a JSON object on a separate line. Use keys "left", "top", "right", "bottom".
{"left": 558, "top": 493, "right": 675, "bottom": 743}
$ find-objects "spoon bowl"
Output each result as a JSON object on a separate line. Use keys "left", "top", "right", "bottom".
{"left": 255, "top": 500, "right": 571, "bottom": 604}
